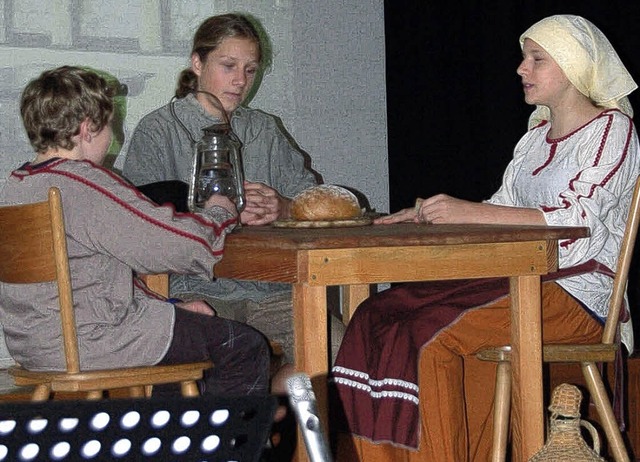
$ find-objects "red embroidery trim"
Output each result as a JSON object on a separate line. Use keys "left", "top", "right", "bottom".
{"left": 532, "top": 142, "right": 557, "bottom": 176}
{"left": 25, "top": 159, "right": 230, "bottom": 258}
{"left": 538, "top": 111, "right": 632, "bottom": 217}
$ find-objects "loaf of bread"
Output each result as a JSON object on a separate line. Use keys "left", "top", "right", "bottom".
{"left": 291, "top": 185, "right": 362, "bottom": 221}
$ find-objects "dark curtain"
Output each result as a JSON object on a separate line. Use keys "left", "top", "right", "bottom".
{"left": 384, "top": 1, "right": 640, "bottom": 338}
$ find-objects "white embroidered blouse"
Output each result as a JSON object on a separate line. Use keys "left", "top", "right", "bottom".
{"left": 488, "top": 109, "right": 640, "bottom": 351}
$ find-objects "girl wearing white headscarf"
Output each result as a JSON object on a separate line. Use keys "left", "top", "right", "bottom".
{"left": 523, "top": 15, "right": 637, "bottom": 128}
{"left": 333, "top": 15, "right": 640, "bottom": 462}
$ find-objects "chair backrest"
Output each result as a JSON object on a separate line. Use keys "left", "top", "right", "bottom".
{"left": 602, "top": 175, "right": 640, "bottom": 345}
{"left": 0, "top": 187, "right": 80, "bottom": 373}
{"left": 0, "top": 394, "right": 277, "bottom": 461}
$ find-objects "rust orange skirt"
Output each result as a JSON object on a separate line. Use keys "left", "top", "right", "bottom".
{"left": 335, "top": 282, "right": 602, "bottom": 462}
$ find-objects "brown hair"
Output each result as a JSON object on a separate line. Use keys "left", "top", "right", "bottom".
{"left": 175, "top": 13, "right": 263, "bottom": 98}
{"left": 21, "top": 66, "right": 115, "bottom": 153}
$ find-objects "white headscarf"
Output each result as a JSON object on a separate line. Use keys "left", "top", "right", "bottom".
{"left": 520, "top": 15, "right": 637, "bottom": 129}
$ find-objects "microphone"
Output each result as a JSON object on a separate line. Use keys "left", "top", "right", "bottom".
{"left": 286, "top": 373, "right": 334, "bottom": 462}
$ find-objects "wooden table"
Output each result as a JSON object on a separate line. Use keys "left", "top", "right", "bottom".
{"left": 214, "top": 222, "right": 589, "bottom": 462}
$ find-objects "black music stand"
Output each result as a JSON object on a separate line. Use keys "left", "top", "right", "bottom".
{"left": 0, "top": 395, "right": 276, "bottom": 461}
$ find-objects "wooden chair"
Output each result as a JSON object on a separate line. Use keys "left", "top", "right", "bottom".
{"left": 0, "top": 187, "right": 212, "bottom": 401}
{"left": 139, "top": 273, "right": 170, "bottom": 297}
{"left": 477, "top": 176, "right": 640, "bottom": 462}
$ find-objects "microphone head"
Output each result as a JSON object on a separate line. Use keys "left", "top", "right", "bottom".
{"left": 285, "top": 373, "right": 335, "bottom": 462}
{"left": 286, "top": 373, "right": 315, "bottom": 405}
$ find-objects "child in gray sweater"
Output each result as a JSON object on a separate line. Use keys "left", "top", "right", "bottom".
{"left": 0, "top": 65, "right": 270, "bottom": 397}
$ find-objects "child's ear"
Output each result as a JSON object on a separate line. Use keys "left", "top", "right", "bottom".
{"left": 78, "top": 118, "right": 92, "bottom": 142}
{"left": 191, "top": 53, "right": 203, "bottom": 77}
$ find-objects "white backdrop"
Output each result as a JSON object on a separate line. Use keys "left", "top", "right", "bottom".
{"left": 0, "top": 0, "right": 388, "bottom": 366}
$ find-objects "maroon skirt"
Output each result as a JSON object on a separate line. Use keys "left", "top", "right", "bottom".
{"left": 331, "top": 260, "right": 617, "bottom": 449}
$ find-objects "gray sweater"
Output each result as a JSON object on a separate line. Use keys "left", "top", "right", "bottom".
{"left": 0, "top": 158, "right": 235, "bottom": 371}
{"left": 122, "top": 94, "right": 318, "bottom": 302}
{"left": 123, "top": 94, "right": 317, "bottom": 197}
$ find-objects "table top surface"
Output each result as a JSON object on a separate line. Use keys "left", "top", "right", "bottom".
{"left": 225, "top": 222, "right": 590, "bottom": 250}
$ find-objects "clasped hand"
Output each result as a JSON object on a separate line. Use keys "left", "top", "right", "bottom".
{"left": 374, "top": 194, "right": 476, "bottom": 225}
{"left": 202, "top": 181, "right": 289, "bottom": 225}
{"left": 240, "top": 181, "right": 289, "bottom": 226}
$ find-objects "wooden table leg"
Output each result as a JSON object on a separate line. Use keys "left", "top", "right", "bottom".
{"left": 292, "top": 283, "right": 329, "bottom": 462}
{"left": 510, "top": 275, "right": 544, "bottom": 462}
{"left": 341, "top": 284, "right": 370, "bottom": 323}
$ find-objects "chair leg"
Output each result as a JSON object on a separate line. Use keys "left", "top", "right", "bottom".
{"left": 31, "top": 384, "right": 51, "bottom": 402}
{"left": 581, "top": 362, "right": 630, "bottom": 462}
{"left": 181, "top": 380, "right": 200, "bottom": 397}
{"left": 86, "top": 390, "right": 104, "bottom": 400}
{"left": 128, "top": 386, "right": 146, "bottom": 398}
{"left": 491, "top": 360, "right": 512, "bottom": 462}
